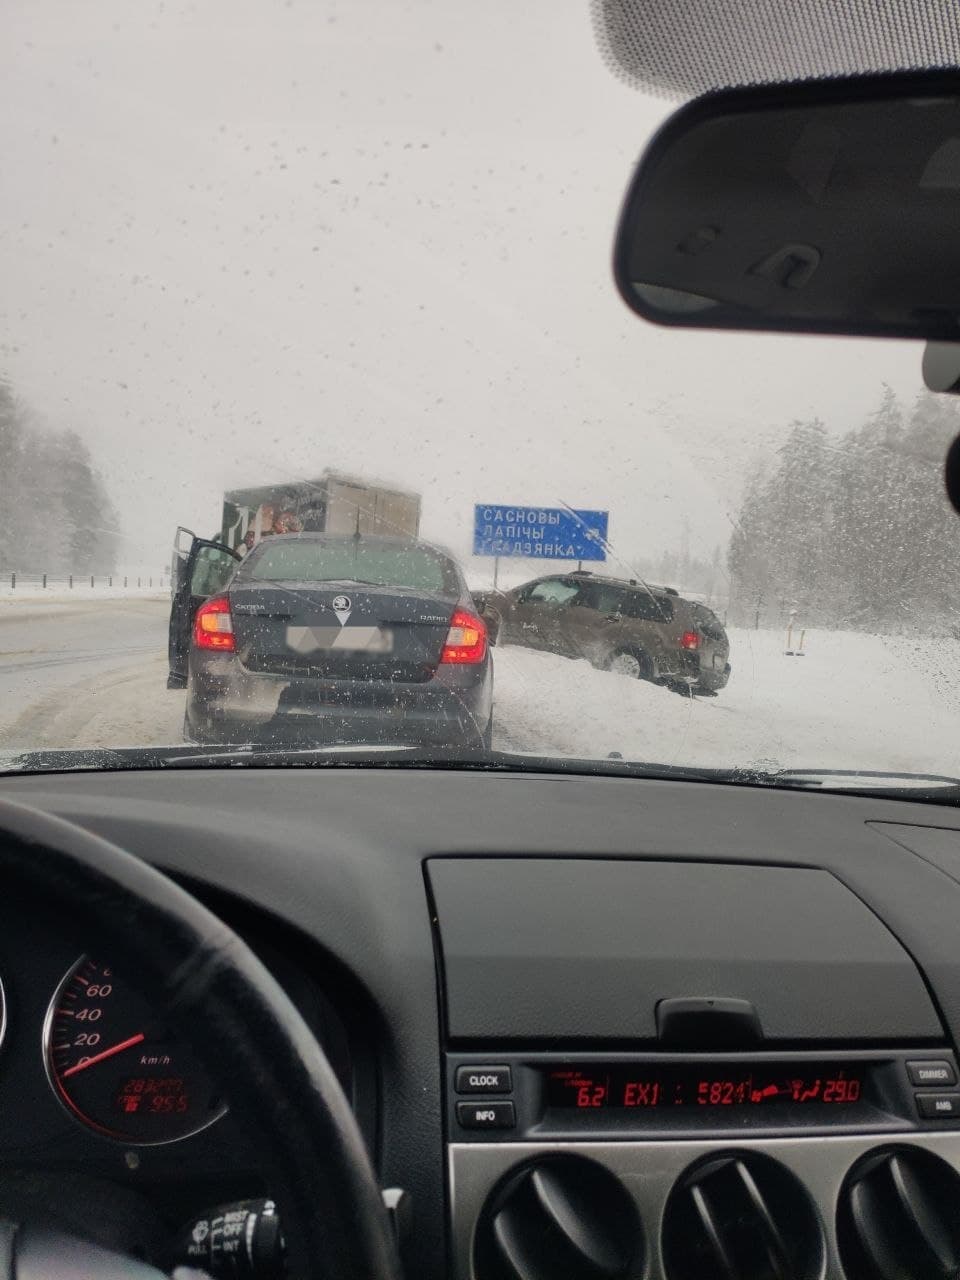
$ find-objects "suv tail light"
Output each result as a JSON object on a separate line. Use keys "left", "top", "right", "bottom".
{"left": 680, "top": 630, "right": 700, "bottom": 650}
{"left": 194, "top": 596, "right": 236, "bottom": 652}
{"left": 440, "top": 609, "right": 487, "bottom": 664}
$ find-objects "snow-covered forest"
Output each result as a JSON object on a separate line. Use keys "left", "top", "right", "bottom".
{"left": 0, "top": 376, "right": 120, "bottom": 576}
{"left": 728, "top": 389, "right": 960, "bottom": 633}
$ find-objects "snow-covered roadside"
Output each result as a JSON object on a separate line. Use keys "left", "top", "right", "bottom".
{"left": 0, "top": 589, "right": 167, "bottom": 606}
{"left": 492, "top": 627, "right": 960, "bottom": 776}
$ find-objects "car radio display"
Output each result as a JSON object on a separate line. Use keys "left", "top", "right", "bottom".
{"left": 546, "top": 1062, "right": 866, "bottom": 1110}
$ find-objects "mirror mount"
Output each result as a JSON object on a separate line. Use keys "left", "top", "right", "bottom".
{"left": 923, "top": 342, "right": 960, "bottom": 394}
{"left": 920, "top": 345, "right": 960, "bottom": 515}
{"left": 945, "top": 432, "right": 960, "bottom": 516}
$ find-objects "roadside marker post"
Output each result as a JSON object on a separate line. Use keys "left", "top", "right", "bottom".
{"left": 785, "top": 613, "right": 807, "bottom": 657}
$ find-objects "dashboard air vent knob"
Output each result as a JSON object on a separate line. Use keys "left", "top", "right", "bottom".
{"left": 473, "top": 1154, "right": 644, "bottom": 1280}
{"left": 837, "top": 1145, "right": 960, "bottom": 1280}
{"left": 662, "top": 1151, "right": 824, "bottom": 1280}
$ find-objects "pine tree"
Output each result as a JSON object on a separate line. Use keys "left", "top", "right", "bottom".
{"left": 0, "top": 376, "right": 121, "bottom": 576}
{"left": 727, "top": 387, "right": 960, "bottom": 633}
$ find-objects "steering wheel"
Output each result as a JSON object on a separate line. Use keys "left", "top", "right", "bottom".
{"left": 0, "top": 799, "right": 403, "bottom": 1280}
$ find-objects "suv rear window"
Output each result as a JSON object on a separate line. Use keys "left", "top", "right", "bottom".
{"left": 692, "top": 603, "right": 726, "bottom": 639}
{"left": 622, "top": 589, "right": 674, "bottom": 622}
{"left": 242, "top": 539, "right": 457, "bottom": 593}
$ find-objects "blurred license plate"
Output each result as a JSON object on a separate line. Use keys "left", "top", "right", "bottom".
{"left": 337, "top": 626, "right": 393, "bottom": 653}
{"left": 286, "top": 625, "right": 393, "bottom": 655}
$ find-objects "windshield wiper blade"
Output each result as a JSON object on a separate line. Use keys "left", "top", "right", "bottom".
{"left": 0, "top": 746, "right": 141, "bottom": 774}
{"left": 0, "top": 743, "right": 731, "bottom": 778}
{"left": 165, "top": 742, "right": 428, "bottom": 767}
{"left": 733, "top": 766, "right": 960, "bottom": 796}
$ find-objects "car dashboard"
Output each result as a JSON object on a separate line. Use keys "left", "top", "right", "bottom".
{"left": 3, "top": 765, "right": 960, "bottom": 1279}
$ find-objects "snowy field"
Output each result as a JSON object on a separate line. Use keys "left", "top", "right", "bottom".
{"left": 1, "top": 597, "right": 959, "bottom": 777}
{"left": 495, "top": 629, "right": 960, "bottom": 776}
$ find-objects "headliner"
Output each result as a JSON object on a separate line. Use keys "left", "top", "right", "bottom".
{"left": 592, "top": 0, "right": 960, "bottom": 98}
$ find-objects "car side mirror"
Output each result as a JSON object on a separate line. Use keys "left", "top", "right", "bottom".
{"left": 473, "top": 593, "right": 488, "bottom": 614}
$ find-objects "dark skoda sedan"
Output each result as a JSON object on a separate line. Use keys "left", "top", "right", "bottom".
{"left": 184, "top": 533, "right": 493, "bottom": 749}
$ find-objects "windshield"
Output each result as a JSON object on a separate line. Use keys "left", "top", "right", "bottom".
{"left": 2, "top": 3, "right": 959, "bottom": 783}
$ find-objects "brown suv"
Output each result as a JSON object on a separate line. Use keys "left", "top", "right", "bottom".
{"left": 481, "top": 571, "right": 731, "bottom": 694}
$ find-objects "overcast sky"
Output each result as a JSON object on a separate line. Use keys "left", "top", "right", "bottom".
{"left": 0, "top": 0, "right": 931, "bottom": 574}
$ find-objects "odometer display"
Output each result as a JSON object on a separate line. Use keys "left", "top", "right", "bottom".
{"left": 44, "top": 957, "right": 227, "bottom": 1143}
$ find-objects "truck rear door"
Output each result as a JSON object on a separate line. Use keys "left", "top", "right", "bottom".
{"left": 376, "top": 490, "right": 421, "bottom": 537}
{"left": 323, "top": 481, "right": 375, "bottom": 534}
{"left": 324, "top": 480, "right": 421, "bottom": 537}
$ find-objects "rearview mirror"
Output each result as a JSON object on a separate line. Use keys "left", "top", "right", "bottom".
{"left": 614, "top": 72, "right": 960, "bottom": 340}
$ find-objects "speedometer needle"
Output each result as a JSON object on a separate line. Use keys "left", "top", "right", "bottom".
{"left": 62, "top": 1032, "right": 146, "bottom": 1078}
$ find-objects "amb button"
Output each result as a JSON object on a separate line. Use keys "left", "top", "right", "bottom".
{"left": 455, "top": 1065, "right": 512, "bottom": 1094}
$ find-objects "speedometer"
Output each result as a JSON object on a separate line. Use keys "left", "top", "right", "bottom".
{"left": 44, "top": 957, "right": 227, "bottom": 1144}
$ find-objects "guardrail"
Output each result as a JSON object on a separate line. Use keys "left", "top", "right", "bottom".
{"left": 2, "top": 573, "right": 166, "bottom": 592}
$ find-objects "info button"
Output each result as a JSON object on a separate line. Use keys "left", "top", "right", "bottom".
{"left": 457, "top": 1101, "right": 515, "bottom": 1130}
{"left": 455, "top": 1065, "right": 512, "bottom": 1094}
{"left": 907, "top": 1060, "right": 957, "bottom": 1087}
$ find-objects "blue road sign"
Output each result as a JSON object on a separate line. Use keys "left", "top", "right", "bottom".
{"left": 473, "top": 504, "right": 608, "bottom": 561}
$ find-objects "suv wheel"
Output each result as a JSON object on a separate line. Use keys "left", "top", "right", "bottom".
{"left": 608, "top": 650, "right": 647, "bottom": 680}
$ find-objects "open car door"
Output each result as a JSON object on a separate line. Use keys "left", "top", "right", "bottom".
{"left": 167, "top": 528, "right": 242, "bottom": 688}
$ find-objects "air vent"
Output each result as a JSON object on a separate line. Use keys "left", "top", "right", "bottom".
{"left": 837, "top": 1145, "right": 960, "bottom": 1280}
{"left": 473, "top": 1154, "right": 644, "bottom": 1280}
{"left": 662, "top": 1151, "right": 823, "bottom": 1280}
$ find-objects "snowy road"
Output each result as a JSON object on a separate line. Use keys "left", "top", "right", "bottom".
{"left": 0, "top": 597, "right": 180, "bottom": 751}
{"left": 1, "top": 596, "right": 959, "bottom": 777}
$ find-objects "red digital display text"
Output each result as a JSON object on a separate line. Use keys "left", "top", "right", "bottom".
{"left": 546, "top": 1063, "right": 865, "bottom": 1111}
{"left": 113, "top": 1077, "right": 190, "bottom": 1115}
